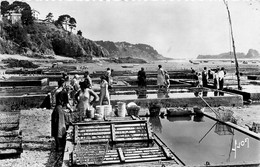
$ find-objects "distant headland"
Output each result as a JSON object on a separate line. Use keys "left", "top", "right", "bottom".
{"left": 197, "top": 49, "right": 260, "bottom": 59}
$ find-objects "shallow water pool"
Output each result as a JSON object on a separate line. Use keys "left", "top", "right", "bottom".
{"left": 111, "top": 90, "right": 233, "bottom": 100}
{"left": 148, "top": 116, "right": 260, "bottom": 166}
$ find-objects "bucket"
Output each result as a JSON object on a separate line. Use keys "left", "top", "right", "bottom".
{"left": 96, "top": 105, "right": 105, "bottom": 116}
{"left": 103, "top": 105, "right": 112, "bottom": 117}
{"left": 117, "top": 102, "right": 126, "bottom": 117}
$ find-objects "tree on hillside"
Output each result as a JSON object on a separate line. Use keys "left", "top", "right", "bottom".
{"left": 0, "top": 1, "right": 10, "bottom": 15}
{"left": 77, "top": 30, "right": 82, "bottom": 36}
{"left": 7, "top": 1, "right": 34, "bottom": 25}
{"left": 69, "top": 17, "right": 76, "bottom": 32}
{"left": 56, "top": 14, "right": 71, "bottom": 31}
{"left": 46, "top": 12, "right": 54, "bottom": 22}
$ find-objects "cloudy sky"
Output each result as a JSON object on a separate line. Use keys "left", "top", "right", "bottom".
{"left": 24, "top": 0, "right": 260, "bottom": 59}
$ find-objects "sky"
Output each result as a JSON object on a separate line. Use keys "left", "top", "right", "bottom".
{"left": 12, "top": 0, "right": 260, "bottom": 59}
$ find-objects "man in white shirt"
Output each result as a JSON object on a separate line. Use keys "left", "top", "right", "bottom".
{"left": 218, "top": 67, "right": 225, "bottom": 90}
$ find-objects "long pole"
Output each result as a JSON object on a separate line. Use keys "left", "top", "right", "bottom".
{"left": 223, "top": 0, "right": 242, "bottom": 90}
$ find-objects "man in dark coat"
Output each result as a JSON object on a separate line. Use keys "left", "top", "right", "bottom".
{"left": 51, "top": 79, "right": 73, "bottom": 151}
{"left": 137, "top": 67, "right": 147, "bottom": 88}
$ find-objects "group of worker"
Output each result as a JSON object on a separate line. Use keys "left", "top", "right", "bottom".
{"left": 51, "top": 68, "right": 112, "bottom": 152}
{"left": 200, "top": 66, "right": 226, "bottom": 90}
{"left": 137, "top": 65, "right": 170, "bottom": 91}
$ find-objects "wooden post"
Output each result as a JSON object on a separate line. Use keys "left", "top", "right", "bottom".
{"left": 146, "top": 122, "right": 153, "bottom": 141}
{"left": 161, "top": 146, "right": 172, "bottom": 159}
{"left": 223, "top": 0, "right": 242, "bottom": 90}
{"left": 111, "top": 124, "right": 116, "bottom": 142}
{"left": 117, "top": 148, "right": 125, "bottom": 162}
{"left": 74, "top": 125, "right": 78, "bottom": 143}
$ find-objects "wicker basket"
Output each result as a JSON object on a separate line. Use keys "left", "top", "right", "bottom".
{"left": 127, "top": 106, "right": 140, "bottom": 116}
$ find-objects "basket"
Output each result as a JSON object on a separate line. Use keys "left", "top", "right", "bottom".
{"left": 217, "top": 109, "right": 234, "bottom": 122}
{"left": 127, "top": 106, "right": 140, "bottom": 116}
{"left": 215, "top": 122, "right": 233, "bottom": 135}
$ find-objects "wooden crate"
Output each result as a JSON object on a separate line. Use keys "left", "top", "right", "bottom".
{"left": 0, "top": 112, "right": 23, "bottom": 158}
{"left": 73, "top": 120, "right": 153, "bottom": 144}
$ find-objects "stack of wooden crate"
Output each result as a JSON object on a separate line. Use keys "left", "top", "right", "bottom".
{"left": 70, "top": 120, "right": 179, "bottom": 166}
{"left": 0, "top": 111, "right": 22, "bottom": 158}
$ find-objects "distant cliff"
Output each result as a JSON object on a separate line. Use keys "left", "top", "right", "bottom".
{"left": 197, "top": 49, "right": 260, "bottom": 59}
{"left": 95, "top": 41, "right": 167, "bottom": 62}
{"left": 0, "top": 21, "right": 107, "bottom": 60}
{"left": 0, "top": 21, "right": 166, "bottom": 62}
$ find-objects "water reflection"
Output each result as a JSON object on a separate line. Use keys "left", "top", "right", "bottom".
{"left": 167, "top": 116, "right": 191, "bottom": 122}
{"left": 202, "top": 91, "right": 208, "bottom": 97}
{"left": 193, "top": 115, "right": 204, "bottom": 122}
{"left": 214, "top": 122, "right": 234, "bottom": 136}
{"left": 150, "top": 116, "right": 260, "bottom": 165}
{"left": 194, "top": 90, "right": 208, "bottom": 97}
{"left": 149, "top": 116, "right": 162, "bottom": 133}
{"left": 214, "top": 90, "right": 225, "bottom": 96}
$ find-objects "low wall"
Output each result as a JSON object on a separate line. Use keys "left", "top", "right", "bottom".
{"left": 0, "top": 95, "right": 46, "bottom": 111}
{"left": 110, "top": 94, "right": 243, "bottom": 108}
{"left": 0, "top": 78, "right": 48, "bottom": 87}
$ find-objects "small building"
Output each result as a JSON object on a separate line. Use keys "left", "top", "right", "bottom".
{"left": 4, "top": 11, "right": 22, "bottom": 24}
{"left": 32, "top": 9, "right": 40, "bottom": 20}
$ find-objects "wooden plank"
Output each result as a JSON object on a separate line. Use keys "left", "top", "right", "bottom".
{"left": 78, "top": 136, "right": 110, "bottom": 140}
{"left": 78, "top": 134, "right": 111, "bottom": 138}
{"left": 78, "top": 131, "right": 110, "bottom": 136}
{"left": 103, "top": 157, "right": 120, "bottom": 161}
{"left": 115, "top": 124, "right": 146, "bottom": 128}
{"left": 111, "top": 124, "right": 116, "bottom": 142}
{"left": 0, "top": 143, "right": 21, "bottom": 149}
{"left": 125, "top": 154, "right": 165, "bottom": 159}
{"left": 79, "top": 139, "right": 109, "bottom": 144}
{"left": 124, "top": 157, "right": 166, "bottom": 163}
{"left": 115, "top": 137, "right": 148, "bottom": 142}
{"left": 146, "top": 122, "right": 153, "bottom": 140}
{"left": 74, "top": 125, "right": 78, "bottom": 143}
{"left": 0, "top": 123, "right": 19, "bottom": 131}
{"left": 116, "top": 133, "right": 147, "bottom": 138}
{"left": 124, "top": 152, "right": 164, "bottom": 157}
{"left": 75, "top": 120, "right": 147, "bottom": 126}
{"left": 106, "top": 150, "right": 118, "bottom": 154}
{"left": 125, "top": 147, "right": 160, "bottom": 151}
{"left": 78, "top": 125, "right": 110, "bottom": 129}
{"left": 78, "top": 128, "right": 110, "bottom": 133}
{"left": 0, "top": 137, "right": 22, "bottom": 143}
{"left": 124, "top": 150, "right": 162, "bottom": 154}
{"left": 117, "top": 148, "right": 125, "bottom": 162}
{"left": 101, "top": 160, "right": 121, "bottom": 164}
{"left": 161, "top": 146, "right": 173, "bottom": 159}
{"left": 0, "top": 130, "right": 20, "bottom": 137}
{"left": 0, "top": 149, "right": 21, "bottom": 154}
{"left": 115, "top": 127, "right": 147, "bottom": 131}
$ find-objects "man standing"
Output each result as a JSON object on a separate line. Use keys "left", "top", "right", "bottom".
{"left": 83, "top": 71, "right": 92, "bottom": 89}
{"left": 218, "top": 67, "right": 226, "bottom": 90}
{"left": 157, "top": 65, "right": 165, "bottom": 89}
{"left": 202, "top": 67, "right": 208, "bottom": 87}
{"left": 137, "top": 67, "right": 147, "bottom": 88}
{"left": 51, "top": 79, "right": 73, "bottom": 151}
